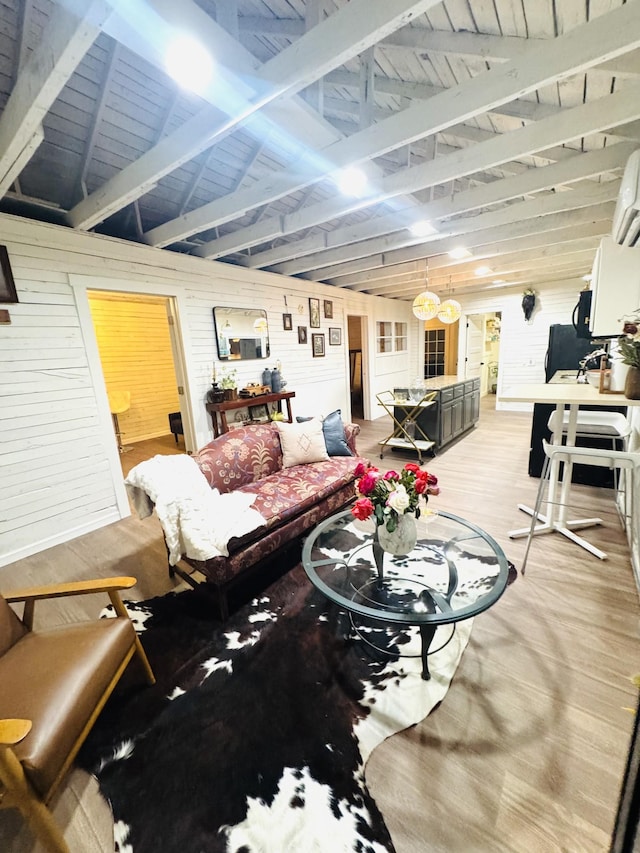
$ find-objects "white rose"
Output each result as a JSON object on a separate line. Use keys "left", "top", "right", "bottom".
{"left": 387, "top": 484, "right": 410, "bottom": 513}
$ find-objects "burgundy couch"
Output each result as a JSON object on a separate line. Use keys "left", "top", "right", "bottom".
{"left": 169, "top": 421, "right": 367, "bottom": 619}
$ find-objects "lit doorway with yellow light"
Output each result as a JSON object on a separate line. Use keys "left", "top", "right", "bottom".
{"left": 423, "top": 316, "right": 459, "bottom": 378}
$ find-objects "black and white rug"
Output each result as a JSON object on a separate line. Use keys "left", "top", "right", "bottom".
{"left": 79, "top": 560, "right": 513, "bottom": 852}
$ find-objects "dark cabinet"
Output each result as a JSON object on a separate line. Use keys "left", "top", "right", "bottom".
{"left": 394, "top": 378, "right": 480, "bottom": 453}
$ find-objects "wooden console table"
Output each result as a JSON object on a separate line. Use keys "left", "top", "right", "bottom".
{"left": 206, "top": 390, "right": 295, "bottom": 437}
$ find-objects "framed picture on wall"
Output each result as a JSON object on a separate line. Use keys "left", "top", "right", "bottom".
{"left": 312, "top": 333, "right": 325, "bottom": 357}
{"left": 309, "top": 297, "right": 321, "bottom": 328}
{"left": 323, "top": 299, "right": 333, "bottom": 319}
{"left": 283, "top": 313, "right": 292, "bottom": 330}
{"left": 298, "top": 326, "right": 308, "bottom": 344}
{"left": 329, "top": 327, "right": 341, "bottom": 346}
{"left": 0, "top": 246, "right": 18, "bottom": 303}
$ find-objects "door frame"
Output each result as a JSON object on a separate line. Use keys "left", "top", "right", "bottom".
{"left": 70, "top": 275, "right": 195, "bottom": 518}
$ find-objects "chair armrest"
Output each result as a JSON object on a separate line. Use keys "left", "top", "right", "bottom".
{"left": 3, "top": 577, "right": 138, "bottom": 604}
{"left": 0, "top": 719, "right": 32, "bottom": 746}
{"left": 3, "top": 577, "right": 139, "bottom": 631}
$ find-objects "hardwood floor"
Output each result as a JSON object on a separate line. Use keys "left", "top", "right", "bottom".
{"left": 1, "top": 398, "right": 638, "bottom": 852}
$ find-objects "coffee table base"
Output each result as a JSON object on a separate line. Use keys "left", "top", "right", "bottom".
{"left": 348, "top": 612, "right": 456, "bottom": 680}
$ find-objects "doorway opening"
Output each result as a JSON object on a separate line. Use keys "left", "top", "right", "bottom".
{"left": 347, "top": 315, "right": 365, "bottom": 419}
{"left": 464, "top": 311, "right": 502, "bottom": 398}
{"left": 87, "top": 290, "right": 188, "bottom": 473}
{"left": 423, "top": 317, "right": 459, "bottom": 377}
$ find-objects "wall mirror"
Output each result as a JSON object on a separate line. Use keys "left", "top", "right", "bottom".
{"left": 213, "top": 307, "right": 270, "bottom": 361}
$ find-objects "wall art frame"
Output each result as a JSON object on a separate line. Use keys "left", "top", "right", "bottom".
{"left": 329, "top": 327, "right": 342, "bottom": 346}
{"left": 283, "top": 313, "right": 292, "bottom": 330}
{"left": 312, "top": 333, "right": 325, "bottom": 357}
{"left": 0, "top": 246, "right": 18, "bottom": 303}
{"left": 323, "top": 299, "right": 333, "bottom": 319}
{"left": 309, "top": 297, "right": 321, "bottom": 328}
{"left": 298, "top": 326, "right": 308, "bottom": 344}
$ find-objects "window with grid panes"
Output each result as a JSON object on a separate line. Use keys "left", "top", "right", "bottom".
{"left": 376, "top": 321, "right": 393, "bottom": 353}
{"left": 424, "top": 329, "right": 446, "bottom": 377}
{"left": 394, "top": 322, "right": 407, "bottom": 351}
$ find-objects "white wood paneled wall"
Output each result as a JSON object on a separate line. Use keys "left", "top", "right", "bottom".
{"left": 458, "top": 280, "right": 587, "bottom": 410}
{"left": 0, "top": 211, "right": 589, "bottom": 570}
{"left": 0, "top": 213, "right": 414, "bottom": 569}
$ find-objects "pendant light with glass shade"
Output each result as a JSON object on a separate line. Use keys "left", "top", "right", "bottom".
{"left": 437, "top": 276, "right": 461, "bottom": 324}
{"left": 412, "top": 258, "right": 440, "bottom": 321}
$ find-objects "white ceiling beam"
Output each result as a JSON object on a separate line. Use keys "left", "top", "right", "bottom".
{"left": 387, "top": 258, "right": 594, "bottom": 298}
{"left": 0, "top": 0, "right": 119, "bottom": 190}
{"left": 68, "top": 0, "right": 436, "bottom": 230}
{"left": 258, "top": 143, "right": 632, "bottom": 274}
{"left": 369, "top": 243, "right": 599, "bottom": 295}
{"left": 238, "top": 17, "right": 542, "bottom": 61}
{"left": 205, "top": 88, "right": 640, "bottom": 264}
{"left": 324, "top": 69, "right": 563, "bottom": 123}
{"left": 184, "top": 5, "right": 640, "bottom": 257}
{"left": 0, "top": 127, "right": 44, "bottom": 197}
{"left": 255, "top": 87, "right": 640, "bottom": 257}
{"left": 319, "top": 201, "right": 616, "bottom": 284}
{"left": 338, "top": 223, "right": 609, "bottom": 290}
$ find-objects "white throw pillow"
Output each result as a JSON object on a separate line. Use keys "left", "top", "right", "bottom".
{"left": 275, "top": 419, "right": 329, "bottom": 468}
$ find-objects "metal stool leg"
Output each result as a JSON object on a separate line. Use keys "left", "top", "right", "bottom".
{"left": 112, "top": 412, "right": 132, "bottom": 454}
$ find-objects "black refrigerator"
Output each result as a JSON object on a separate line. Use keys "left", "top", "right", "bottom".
{"left": 528, "top": 324, "right": 626, "bottom": 486}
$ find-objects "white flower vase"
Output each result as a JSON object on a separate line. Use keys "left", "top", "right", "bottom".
{"left": 376, "top": 514, "right": 418, "bottom": 556}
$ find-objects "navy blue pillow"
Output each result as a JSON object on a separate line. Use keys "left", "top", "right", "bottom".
{"left": 296, "top": 410, "right": 353, "bottom": 456}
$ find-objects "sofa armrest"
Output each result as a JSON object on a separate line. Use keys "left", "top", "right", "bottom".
{"left": 344, "top": 422, "right": 360, "bottom": 455}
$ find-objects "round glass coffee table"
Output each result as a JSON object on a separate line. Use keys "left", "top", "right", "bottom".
{"left": 301, "top": 509, "right": 510, "bottom": 680}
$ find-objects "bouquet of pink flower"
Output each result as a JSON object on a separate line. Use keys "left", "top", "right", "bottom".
{"left": 351, "top": 461, "right": 440, "bottom": 533}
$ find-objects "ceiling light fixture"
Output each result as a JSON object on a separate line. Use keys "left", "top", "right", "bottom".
{"left": 475, "top": 265, "right": 493, "bottom": 276}
{"left": 410, "top": 219, "right": 437, "bottom": 238}
{"left": 412, "top": 258, "right": 440, "bottom": 321}
{"left": 334, "top": 166, "right": 368, "bottom": 197}
{"left": 165, "top": 34, "right": 214, "bottom": 94}
{"left": 448, "top": 247, "right": 472, "bottom": 260}
{"left": 437, "top": 276, "right": 461, "bottom": 324}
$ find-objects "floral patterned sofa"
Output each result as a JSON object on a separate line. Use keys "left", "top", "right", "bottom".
{"left": 172, "top": 420, "right": 367, "bottom": 619}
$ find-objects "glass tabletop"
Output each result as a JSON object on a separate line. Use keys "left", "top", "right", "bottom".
{"left": 301, "top": 509, "right": 509, "bottom": 627}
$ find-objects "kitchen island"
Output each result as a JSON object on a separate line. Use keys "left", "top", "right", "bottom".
{"left": 388, "top": 375, "right": 480, "bottom": 455}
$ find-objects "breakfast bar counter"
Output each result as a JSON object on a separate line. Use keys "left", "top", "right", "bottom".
{"left": 499, "top": 382, "right": 640, "bottom": 570}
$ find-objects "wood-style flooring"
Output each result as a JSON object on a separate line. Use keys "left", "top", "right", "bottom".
{"left": 1, "top": 398, "right": 638, "bottom": 852}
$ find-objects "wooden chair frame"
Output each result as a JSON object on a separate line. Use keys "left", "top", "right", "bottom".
{"left": 0, "top": 577, "right": 155, "bottom": 853}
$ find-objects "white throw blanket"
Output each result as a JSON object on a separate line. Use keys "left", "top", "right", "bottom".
{"left": 124, "top": 455, "right": 266, "bottom": 565}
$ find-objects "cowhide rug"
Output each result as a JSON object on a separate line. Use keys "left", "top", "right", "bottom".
{"left": 79, "top": 560, "right": 514, "bottom": 853}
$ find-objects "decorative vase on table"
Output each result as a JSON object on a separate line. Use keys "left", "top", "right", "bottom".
{"left": 351, "top": 461, "right": 440, "bottom": 581}
{"left": 376, "top": 514, "right": 418, "bottom": 556}
{"left": 206, "top": 383, "right": 225, "bottom": 403}
{"left": 624, "top": 365, "right": 640, "bottom": 400}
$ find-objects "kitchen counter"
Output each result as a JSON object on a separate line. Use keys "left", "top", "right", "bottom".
{"left": 548, "top": 370, "right": 582, "bottom": 385}
{"left": 389, "top": 376, "right": 480, "bottom": 454}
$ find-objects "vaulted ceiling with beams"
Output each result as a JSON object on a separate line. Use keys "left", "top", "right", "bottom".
{"left": 1, "top": 0, "right": 640, "bottom": 302}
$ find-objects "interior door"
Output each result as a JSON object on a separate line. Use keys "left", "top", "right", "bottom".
{"left": 465, "top": 314, "right": 484, "bottom": 379}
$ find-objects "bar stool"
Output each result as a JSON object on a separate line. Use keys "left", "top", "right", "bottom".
{"left": 547, "top": 410, "right": 631, "bottom": 448}
{"left": 521, "top": 439, "right": 640, "bottom": 573}
{"left": 547, "top": 410, "right": 631, "bottom": 491}
{"left": 108, "top": 390, "right": 132, "bottom": 453}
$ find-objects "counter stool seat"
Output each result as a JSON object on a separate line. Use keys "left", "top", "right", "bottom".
{"left": 547, "top": 410, "right": 631, "bottom": 441}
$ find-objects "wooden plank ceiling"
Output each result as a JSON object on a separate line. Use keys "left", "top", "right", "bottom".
{"left": 1, "top": 0, "right": 640, "bottom": 301}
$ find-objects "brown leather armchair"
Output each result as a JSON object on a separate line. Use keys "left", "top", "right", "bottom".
{"left": 0, "top": 576, "right": 155, "bottom": 852}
